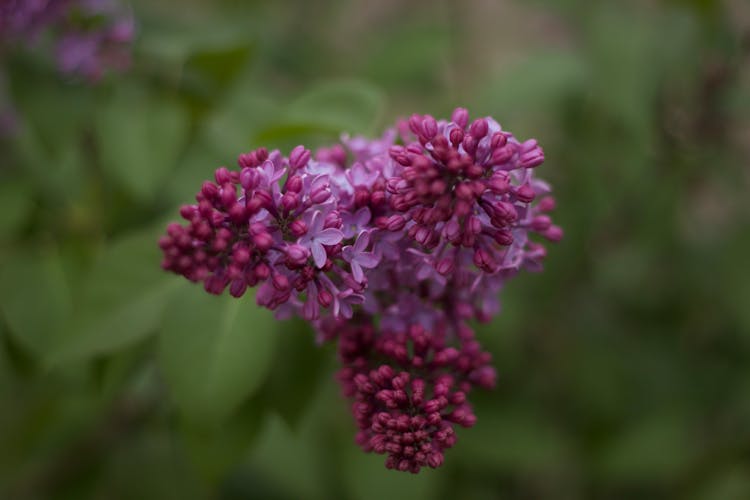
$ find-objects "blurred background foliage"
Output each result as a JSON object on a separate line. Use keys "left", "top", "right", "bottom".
{"left": 1, "top": 0, "right": 749, "bottom": 498}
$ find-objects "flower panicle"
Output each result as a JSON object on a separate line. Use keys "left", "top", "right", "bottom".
{"left": 159, "top": 108, "right": 561, "bottom": 472}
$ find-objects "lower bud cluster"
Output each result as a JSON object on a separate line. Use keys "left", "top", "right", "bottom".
{"left": 336, "top": 322, "right": 496, "bottom": 473}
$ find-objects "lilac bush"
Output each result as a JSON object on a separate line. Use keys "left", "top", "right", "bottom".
{"left": 160, "top": 109, "right": 562, "bottom": 472}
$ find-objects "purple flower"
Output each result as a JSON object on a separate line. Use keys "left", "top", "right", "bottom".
{"left": 298, "top": 210, "right": 343, "bottom": 268}
{"left": 341, "top": 206, "right": 371, "bottom": 239}
{"left": 342, "top": 231, "right": 380, "bottom": 283}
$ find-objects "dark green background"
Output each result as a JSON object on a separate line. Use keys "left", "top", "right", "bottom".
{"left": 1, "top": 0, "right": 749, "bottom": 498}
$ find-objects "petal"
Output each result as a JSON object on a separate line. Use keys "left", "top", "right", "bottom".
{"left": 351, "top": 261, "right": 364, "bottom": 283}
{"left": 341, "top": 245, "right": 354, "bottom": 263}
{"left": 316, "top": 228, "right": 343, "bottom": 246}
{"left": 311, "top": 241, "right": 327, "bottom": 268}
{"left": 355, "top": 206, "right": 371, "bottom": 225}
{"left": 309, "top": 210, "right": 323, "bottom": 233}
{"left": 356, "top": 252, "right": 380, "bottom": 268}
{"left": 354, "top": 230, "right": 370, "bottom": 252}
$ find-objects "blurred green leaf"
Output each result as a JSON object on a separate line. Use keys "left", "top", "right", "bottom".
{"left": 283, "top": 79, "right": 385, "bottom": 135}
{"left": 0, "top": 179, "right": 33, "bottom": 240}
{"left": 46, "top": 227, "right": 179, "bottom": 367}
{"left": 474, "top": 50, "right": 586, "bottom": 138}
{"left": 455, "top": 407, "right": 572, "bottom": 474}
{"left": 597, "top": 414, "right": 695, "bottom": 482}
{"left": 183, "top": 43, "right": 255, "bottom": 99}
{"left": 256, "top": 320, "right": 328, "bottom": 429}
{"left": 692, "top": 467, "right": 750, "bottom": 500}
{"left": 159, "top": 285, "right": 277, "bottom": 423}
{"left": 244, "top": 414, "right": 327, "bottom": 500}
{"left": 95, "top": 85, "right": 189, "bottom": 202}
{"left": 361, "top": 21, "right": 449, "bottom": 91}
{"left": 339, "top": 441, "right": 439, "bottom": 500}
{"left": 179, "top": 398, "right": 264, "bottom": 484}
{"left": 0, "top": 249, "right": 71, "bottom": 359}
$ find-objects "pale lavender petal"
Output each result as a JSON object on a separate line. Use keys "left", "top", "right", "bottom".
{"left": 316, "top": 228, "right": 343, "bottom": 245}
{"left": 311, "top": 241, "right": 327, "bottom": 268}
{"left": 351, "top": 261, "right": 364, "bottom": 283}
{"left": 309, "top": 210, "right": 323, "bottom": 233}
{"left": 356, "top": 252, "right": 380, "bottom": 268}
{"left": 353, "top": 230, "right": 370, "bottom": 252}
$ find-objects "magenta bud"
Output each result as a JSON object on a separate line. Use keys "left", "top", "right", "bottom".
{"left": 435, "top": 258, "right": 455, "bottom": 276}
{"left": 229, "top": 279, "right": 247, "bottom": 298}
{"left": 490, "top": 132, "right": 507, "bottom": 149}
{"left": 469, "top": 118, "right": 488, "bottom": 139}
{"left": 455, "top": 182, "right": 475, "bottom": 201}
{"left": 179, "top": 205, "right": 195, "bottom": 220}
{"left": 538, "top": 196, "right": 556, "bottom": 212}
{"left": 543, "top": 225, "right": 563, "bottom": 242}
{"left": 473, "top": 248, "right": 496, "bottom": 273}
{"left": 421, "top": 116, "right": 437, "bottom": 139}
{"left": 289, "top": 145, "right": 311, "bottom": 169}
{"left": 272, "top": 272, "right": 289, "bottom": 291}
{"left": 233, "top": 247, "right": 251, "bottom": 265}
{"left": 494, "top": 230, "right": 514, "bottom": 246}
{"left": 462, "top": 135, "right": 477, "bottom": 155}
{"left": 219, "top": 185, "right": 237, "bottom": 207}
{"left": 289, "top": 219, "right": 307, "bottom": 236}
{"left": 515, "top": 183, "right": 536, "bottom": 203}
{"left": 354, "top": 188, "right": 370, "bottom": 207}
{"left": 201, "top": 181, "right": 219, "bottom": 200}
{"left": 318, "top": 288, "right": 333, "bottom": 308}
{"left": 324, "top": 210, "right": 342, "bottom": 229}
{"left": 281, "top": 192, "right": 299, "bottom": 211}
{"left": 408, "top": 114, "right": 422, "bottom": 135}
{"left": 520, "top": 149, "right": 544, "bottom": 168}
{"left": 531, "top": 215, "right": 552, "bottom": 231}
{"left": 451, "top": 107, "right": 469, "bottom": 129}
{"left": 214, "top": 167, "right": 232, "bottom": 185}
{"left": 491, "top": 145, "right": 514, "bottom": 165}
{"left": 310, "top": 186, "right": 331, "bottom": 204}
{"left": 240, "top": 167, "right": 258, "bottom": 190}
{"left": 487, "top": 174, "right": 510, "bottom": 194}
{"left": 449, "top": 127, "right": 464, "bottom": 147}
{"left": 253, "top": 232, "right": 274, "bottom": 251}
{"left": 285, "top": 244, "right": 309, "bottom": 265}
{"left": 286, "top": 175, "right": 303, "bottom": 193}
{"left": 385, "top": 215, "right": 406, "bottom": 231}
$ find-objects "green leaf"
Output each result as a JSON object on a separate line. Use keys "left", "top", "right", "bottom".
{"left": 159, "top": 285, "right": 277, "bottom": 423}
{"left": 454, "top": 407, "right": 572, "bottom": 474}
{"left": 95, "top": 85, "right": 189, "bottom": 202}
{"left": 256, "top": 319, "right": 328, "bottom": 429}
{"left": 0, "top": 249, "right": 71, "bottom": 359}
{"left": 339, "top": 440, "right": 439, "bottom": 500}
{"left": 0, "top": 178, "right": 34, "bottom": 240}
{"left": 46, "top": 227, "right": 179, "bottom": 367}
{"left": 179, "top": 398, "right": 264, "bottom": 483}
{"left": 596, "top": 414, "right": 695, "bottom": 482}
{"left": 183, "top": 43, "right": 255, "bottom": 99}
{"left": 284, "top": 79, "right": 385, "bottom": 135}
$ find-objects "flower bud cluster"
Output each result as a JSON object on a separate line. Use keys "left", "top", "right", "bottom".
{"left": 335, "top": 320, "right": 495, "bottom": 473}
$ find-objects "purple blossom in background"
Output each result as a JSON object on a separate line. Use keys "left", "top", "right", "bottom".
{"left": 159, "top": 108, "right": 562, "bottom": 473}
{"left": 0, "top": 0, "right": 134, "bottom": 81}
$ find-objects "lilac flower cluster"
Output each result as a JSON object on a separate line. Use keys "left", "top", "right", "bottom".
{"left": 0, "top": 0, "right": 134, "bottom": 81}
{"left": 160, "top": 109, "right": 562, "bottom": 472}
